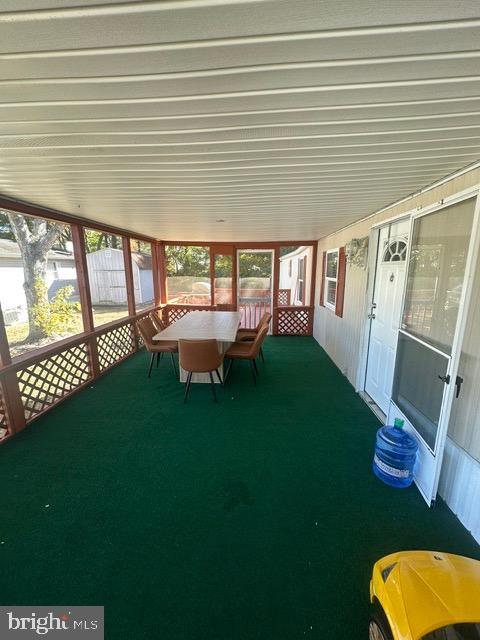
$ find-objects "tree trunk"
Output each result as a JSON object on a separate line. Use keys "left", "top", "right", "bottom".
{"left": 23, "top": 244, "right": 49, "bottom": 341}
{"left": 6, "top": 212, "right": 65, "bottom": 343}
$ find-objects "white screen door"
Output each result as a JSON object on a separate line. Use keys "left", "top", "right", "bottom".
{"left": 387, "top": 195, "right": 480, "bottom": 505}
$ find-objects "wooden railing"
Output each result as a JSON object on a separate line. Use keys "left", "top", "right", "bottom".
{"left": 276, "top": 306, "right": 313, "bottom": 335}
{"left": 0, "top": 306, "right": 160, "bottom": 442}
{"left": 278, "top": 289, "right": 291, "bottom": 306}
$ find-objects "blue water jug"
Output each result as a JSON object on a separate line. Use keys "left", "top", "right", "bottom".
{"left": 373, "top": 418, "right": 418, "bottom": 488}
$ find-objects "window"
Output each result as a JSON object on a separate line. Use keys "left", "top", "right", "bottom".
{"left": 298, "top": 257, "right": 306, "bottom": 305}
{"left": 383, "top": 239, "right": 407, "bottom": 262}
{"left": 0, "top": 209, "right": 84, "bottom": 358}
{"left": 324, "top": 249, "right": 339, "bottom": 310}
{"left": 130, "top": 239, "right": 155, "bottom": 311}
{"left": 84, "top": 229, "right": 129, "bottom": 327}
{"left": 288, "top": 259, "right": 292, "bottom": 277}
{"left": 165, "top": 245, "right": 210, "bottom": 304}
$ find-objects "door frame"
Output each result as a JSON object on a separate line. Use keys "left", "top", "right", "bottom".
{"left": 387, "top": 189, "right": 480, "bottom": 506}
{"left": 357, "top": 213, "right": 411, "bottom": 396}
{"left": 362, "top": 218, "right": 410, "bottom": 414}
{"left": 236, "top": 248, "right": 275, "bottom": 331}
{"left": 357, "top": 184, "right": 480, "bottom": 398}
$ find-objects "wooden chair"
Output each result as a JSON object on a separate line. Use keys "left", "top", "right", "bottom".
{"left": 236, "top": 311, "right": 271, "bottom": 362}
{"left": 178, "top": 339, "right": 224, "bottom": 403}
{"left": 225, "top": 326, "right": 268, "bottom": 385}
{"left": 136, "top": 316, "right": 178, "bottom": 378}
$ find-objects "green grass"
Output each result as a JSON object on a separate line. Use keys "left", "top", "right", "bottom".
{"left": 6, "top": 307, "right": 129, "bottom": 358}
{"left": 0, "top": 337, "right": 477, "bottom": 640}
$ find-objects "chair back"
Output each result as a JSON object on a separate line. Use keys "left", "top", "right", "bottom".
{"left": 179, "top": 339, "right": 222, "bottom": 373}
{"left": 150, "top": 309, "right": 166, "bottom": 332}
{"left": 249, "top": 325, "right": 268, "bottom": 358}
{"left": 259, "top": 311, "right": 272, "bottom": 332}
{"left": 136, "top": 317, "right": 158, "bottom": 350}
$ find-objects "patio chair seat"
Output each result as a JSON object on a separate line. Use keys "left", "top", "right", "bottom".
{"left": 150, "top": 340, "right": 178, "bottom": 352}
{"left": 225, "top": 341, "right": 256, "bottom": 359}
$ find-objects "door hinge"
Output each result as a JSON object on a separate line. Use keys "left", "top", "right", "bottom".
{"left": 438, "top": 374, "right": 451, "bottom": 384}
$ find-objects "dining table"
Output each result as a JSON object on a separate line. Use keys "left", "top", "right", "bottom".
{"left": 153, "top": 310, "right": 241, "bottom": 383}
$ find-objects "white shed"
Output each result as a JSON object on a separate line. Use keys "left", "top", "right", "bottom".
{"left": 86, "top": 248, "right": 153, "bottom": 306}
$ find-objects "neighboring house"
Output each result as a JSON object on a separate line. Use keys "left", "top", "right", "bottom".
{"left": 279, "top": 246, "right": 313, "bottom": 306}
{"left": 86, "top": 248, "right": 153, "bottom": 306}
{"left": 0, "top": 238, "right": 76, "bottom": 325}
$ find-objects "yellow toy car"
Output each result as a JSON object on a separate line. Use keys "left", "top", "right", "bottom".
{"left": 369, "top": 551, "right": 480, "bottom": 639}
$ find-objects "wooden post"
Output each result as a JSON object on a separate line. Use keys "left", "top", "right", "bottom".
{"left": 0, "top": 307, "right": 26, "bottom": 434}
{"left": 157, "top": 243, "right": 167, "bottom": 304}
{"left": 232, "top": 246, "right": 238, "bottom": 311}
{"left": 272, "top": 246, "right": 280, "bottom": 335}
{"left": 71, "top": 224, "right": 100, "bottom": 377}
{"left": 122, "top": 237, "right": 136, "bottom": 317}
{"left": 151, "top": 241, "right": 162, "bottom": 307}
{"left": 122, "top": 236, "right": 138, "bottom": 351}
{"left": 210, "top": 246, "right": 215, "bottom": 306}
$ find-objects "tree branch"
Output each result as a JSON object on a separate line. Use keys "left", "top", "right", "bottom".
{"left": 7, "top": 212, "right": 31, "bottom": 249}
{"left": 38, "top": 222, "right": 65, "bottom": 253}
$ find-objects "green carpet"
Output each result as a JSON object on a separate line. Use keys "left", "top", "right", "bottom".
{"left": 0, "top": 337, "right": 478, "bottom": 639}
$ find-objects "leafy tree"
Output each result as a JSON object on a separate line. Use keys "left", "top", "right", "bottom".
{"left": 165, "top": 245, "right": 210, "bottom": 277}
{"left": 31, "top": 279, "right": 80, "bottom": 338}
{"left": 5, "top": 211, "right": 66, "bottom": 341}
{"left": 238, "top": 252, "right": 272, "bottom": 278}
{"left": 84, "top": 230, "right": 121, "bottom": 253}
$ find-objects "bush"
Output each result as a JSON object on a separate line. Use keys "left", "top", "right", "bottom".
{"left": 32, "top": 278, "right": 80, "bottom": 337}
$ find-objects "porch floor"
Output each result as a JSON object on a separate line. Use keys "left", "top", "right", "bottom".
{"left": 0, "top": 337, "right": 478, "bottom": 639}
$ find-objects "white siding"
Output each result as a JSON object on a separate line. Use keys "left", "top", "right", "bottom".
{"left": 313, "top": 165, "right": 480, "bottom": 541}
{"left": 439, "top": 438, "right": 480, "bottom": 544}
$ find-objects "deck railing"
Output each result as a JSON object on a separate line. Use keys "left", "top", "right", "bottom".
{"left": 0, "top": 306, "right": 160, "bottom": 442}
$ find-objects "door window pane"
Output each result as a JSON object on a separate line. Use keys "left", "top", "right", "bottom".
{"left": 402, "top": 198, "right": 475, "bottom": 354}
{"left": 165, "top": 245, "right": 210, "bottom": 304}
{"left": 214, "top": 254, "right": 233, "bottom": 305}
{"left": 0, "top": 209, "right": 84, "bottom": 358}
{"left": 130, "top": 240, "right": 154, "bottom": 311}
{"left": 392, "top": 333, "right": 449, "bottom": 451}
{"left": 84, "top": 230, "right": 129, "bottom": 327}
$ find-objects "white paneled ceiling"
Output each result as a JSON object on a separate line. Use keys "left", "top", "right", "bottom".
{"left": 1, "top": 0, "right": 480, "bottom": 241}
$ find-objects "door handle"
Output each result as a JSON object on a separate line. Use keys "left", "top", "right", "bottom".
{"left": 438, "top": 374, "right": 451, "bottom": 384}
{"left": 455, "top": 376, "right": 464, "bottom": 398}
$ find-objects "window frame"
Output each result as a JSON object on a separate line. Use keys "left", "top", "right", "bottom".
{"left": 324, "top": 248, "right": 339, "bottom": 311}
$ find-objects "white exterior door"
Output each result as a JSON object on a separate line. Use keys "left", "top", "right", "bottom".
{"left": 365, "top": 220, "right": 409, "bottom": 414}
{"left": 388, "top": 195, "right": 480, "bottom": 506}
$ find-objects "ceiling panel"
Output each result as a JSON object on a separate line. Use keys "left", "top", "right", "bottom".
{"left": 0, "top": 0, "right": 479, "bottom": 241}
